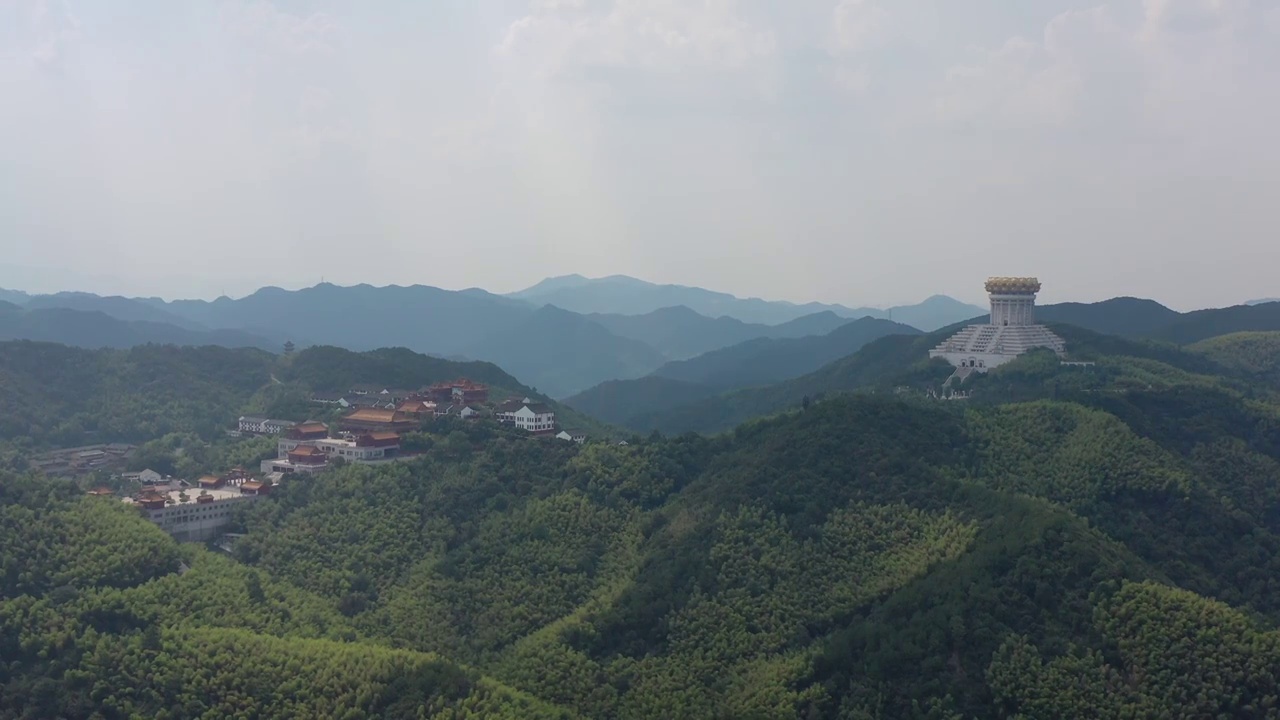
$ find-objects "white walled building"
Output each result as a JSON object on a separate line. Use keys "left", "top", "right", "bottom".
{"left": 496, "top": 398, "right": 556, "bottom": 433}
{"left": 311, "top": 435, "right": 400, "bottom": 462}
{"left": 263, "top": 432, "right": 401, "bottom": 474}
{"left": 124, "top": 487, "right": 261, "bottom": 542}
{"left": 929, "top": 277, "right": 1065, "bottom": 373}
{"left": 238, "top": 416, "right": 297, "bottom": 435}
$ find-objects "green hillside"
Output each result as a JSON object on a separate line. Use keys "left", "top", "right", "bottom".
{"left": 0, "top": 341, "right": 614, "bottom": 453}
{"left": 0, "top": 475, "right": 570, "bottom": 719}
{"left": 5, "top": 332, "right": 1280, "bottom": 718}
{"left": 629, "top": 323, "right": 1251, "bottom": 435}
{"left": 566, "top": 318, "right": 921, "bottom": 428}
{"left": 1036, "top": 297, "right": 1280, "bottom": 345}
{"left": 0, "top": 341, "right": 276, "bottom": 447}
{"left": 1151, "top": 302, "right": 1280, "bottom": 345}
{"left": 563, "top": 376, "right": 720, "bottom": 428}
{"left": 1191, "top": 331, "right": 1280, "bottom": 382}
{"left": 651, "top": 316, "right": 920, "bottom": 390}
{"left": 627, "top": 331, "right": 951, "bottom": 434}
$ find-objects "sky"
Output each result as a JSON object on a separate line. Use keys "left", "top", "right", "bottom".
{"left": 1, "top": 0, "right": 1277, "bottom": 310}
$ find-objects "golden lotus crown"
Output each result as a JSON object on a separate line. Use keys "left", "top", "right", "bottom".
{"left": 985, "top": 277, "right": 1041, "bottom": 294}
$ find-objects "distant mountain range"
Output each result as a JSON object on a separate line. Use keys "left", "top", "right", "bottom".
{"left": 510, "top": 274, "right": 986, "bottom": 330}
{"left": 0, "top": 279, "right": 976, "bottom": 398}
{"left": 650, "top": 317, "right": 921, "bottom": 389}
{"left": 0, "top": 288, "right": 31, "bottom": 305}
{"left": 24, "top": 292, "right": 205, "bottom": 329}
{"left": 586, "top": 306, "right": 852, "bottom": 361}
{"left": 3, "top": 278, "right": 1273, "bottom": 401}
{"left": 0, "top": 302, "right": 274, "bottom": 351}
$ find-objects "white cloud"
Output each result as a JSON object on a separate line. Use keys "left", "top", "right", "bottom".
{"left": 498, "top": 0, "right": 777, "bottom": 74}
{"left": 831, "top": 0, "right": 892, "bottom": 52}
{"left": 927, "top": 0, "right": 1279, "bottom": 138}
{"left": 934, "top": 6, "right": 1136, "bottom": 129}
{"left": 829, "top": 63, "right": 870, "bottom": 94}
{"left": 218, "top": 1, "right": 340, "bottom": 55}
{"left": 1, "top": 0, "right": 80, "bottom": 69}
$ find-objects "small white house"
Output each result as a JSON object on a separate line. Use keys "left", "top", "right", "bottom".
{"left": 459, "top": 406, "right": 483, "bottom": 420}
{"left": 556, "top": 429, "right": 587, "bottom": 444}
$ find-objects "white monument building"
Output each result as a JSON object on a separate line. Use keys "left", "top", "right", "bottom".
{"left": 929, "top": 277, "right": 1065, "bottom": 372}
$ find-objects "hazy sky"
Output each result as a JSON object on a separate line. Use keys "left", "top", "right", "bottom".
{"left": 2, "top": 0, "right": 1277, "bottom": 309}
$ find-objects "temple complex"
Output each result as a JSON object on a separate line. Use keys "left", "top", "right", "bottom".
{"left": 929, "top": 277, "right": 1065, "bottom": 373}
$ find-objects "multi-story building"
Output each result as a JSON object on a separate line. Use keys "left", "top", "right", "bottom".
{"left": 451, "top": 380, "right": 489, "bottom": 405}
{"left": 124, "top": 485, "right": 263, "bottom": 542}
{"left": 276, "top": 422, "right": 330, "bottom": 453}
{"left": 495, "top": 398, "right": 556, "bottom": 434}
{"left": 313, "top": 433, "right": 401, "bottom": 462}
{"left": 261, "top": 444, "right": 329, "bottom": 475}
{"left": 237, "top": 416, "right": 298, "bottom": 435}
{"left": 424, "top": 379, "right": 489, "bottom": 405}
{"left": 262, "top": 432, "right": 401, "bottom": 475}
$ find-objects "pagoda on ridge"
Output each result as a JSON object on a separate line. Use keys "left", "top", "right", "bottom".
{"left": 928, "top": 277, "right": 1065, "bottom": 372}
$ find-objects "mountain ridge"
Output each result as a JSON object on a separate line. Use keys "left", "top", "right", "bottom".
{"left": 565, "top": 316, "right": 922, "bottom": 425}
{"left": 586, "top": 306, "right": 854, "bottom": 361}
{"left": 625, "top": 320, "right": 1250, "bottom": 435}
{"left": 7, "top": 281, "right": 1280, "bottom": 403}
{"left": 5, "top": 282, "right": 950, "bottom": 398}
{"left": 0, "top": 304, "right": 276, "bottom": 352}
{"left": 509, "top": 274, "right": 986, "bottom": 329}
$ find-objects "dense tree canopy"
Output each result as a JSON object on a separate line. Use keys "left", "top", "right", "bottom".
{"left": 4, "top": 323, "right": 1280, "bottom": 718}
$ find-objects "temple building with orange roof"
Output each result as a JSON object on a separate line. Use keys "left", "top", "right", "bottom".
{"left": 423, "top": 378, "right": 490, "bottom": 405}
{"left": 262, "top": 431, "right": 403, "bottom": 475}
{"left": 338, "top": 407, "right": 418, "bottom": 433}
{"left": 396, "top": 399, "right": 437, "bottom": 416}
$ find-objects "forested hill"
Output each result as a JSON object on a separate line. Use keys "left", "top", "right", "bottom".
{"left": 1191, "top": 331, "right": 1280, "bottom": 383}
{"left": 626, "top": 322, "right": 1255, "bottom": 435}
{"left": 0, "top": 341, "right": 608, "bottom": 452}
{"left": 0, "top": 341, "right": 277, "bottom": 448}
{"left": 7, "top": 339, "right": 1280, "bottom": 717}
{"left": 1035, "top": 297, "right": 1280, "bottom": 344}
{"left": 279, "top": 344, "right": 612, "bottom": 436}
{"left": 651, "top": 315, "right": 919, "bottom": 389}
{"left": 566, "top": 316, "right": 919, "bottom": 427}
